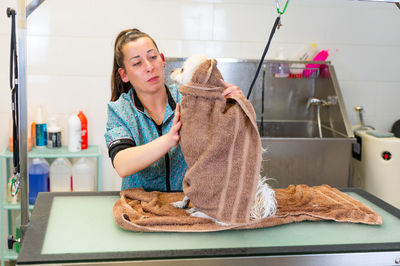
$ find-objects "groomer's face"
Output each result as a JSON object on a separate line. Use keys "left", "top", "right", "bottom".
{"left": 118, "top": 37, "right": 165, "bottom": 94}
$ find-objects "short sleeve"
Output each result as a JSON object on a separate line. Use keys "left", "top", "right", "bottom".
{"left": 104, "top": 103, "right": 133, "bottom": 148}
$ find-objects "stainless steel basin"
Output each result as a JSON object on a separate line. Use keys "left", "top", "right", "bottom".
{"left": 166, "top": 58, "right": 355, "bottom": 189}
{"left": 259, "top": 121, "right": 354, "bottom": 188}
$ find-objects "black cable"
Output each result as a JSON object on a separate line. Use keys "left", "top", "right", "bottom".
{"left": 246, "top": 16, "right": 281, "bottom": 99}
{"left": 7, "top": 8, "right": 20, "bottom": 175}
{"left": 260, "top": 69, "right": 265, "bottom": 135}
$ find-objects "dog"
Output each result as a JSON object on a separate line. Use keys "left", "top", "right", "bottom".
{"left": 170, "top": 54, "right": 277, "bottom": 225}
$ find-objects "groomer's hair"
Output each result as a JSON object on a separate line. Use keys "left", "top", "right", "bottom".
{"left": 110, "top": 28, "right": 159, "bottom": 101}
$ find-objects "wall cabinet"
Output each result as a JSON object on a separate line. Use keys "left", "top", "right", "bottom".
{"left": 0, "top": 145, "right": 102, "bottom": 265}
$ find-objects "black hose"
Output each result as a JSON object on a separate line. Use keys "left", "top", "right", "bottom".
{"left": 246, "top": 16, "right": 281, "bottom": 99}
{"left": 8, "top": 8, "right": 20, "bottom": 174}
{"left": 260, "top": 69, "right": 265, "bottom": 135}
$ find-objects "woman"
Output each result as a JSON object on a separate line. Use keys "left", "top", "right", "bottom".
{"left": 105, "top": 28, "right": 243, "bottom": 191}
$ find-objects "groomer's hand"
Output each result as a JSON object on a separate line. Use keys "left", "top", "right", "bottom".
{"left": 220, "top": 79, "right": 244, "bottom": 98}
{"left": 166, "top": 103, "right": 181, "bottom": 148}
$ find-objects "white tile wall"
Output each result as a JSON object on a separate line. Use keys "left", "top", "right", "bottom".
{"left": 0, "top": 0, "right": 399, "bottom": 191}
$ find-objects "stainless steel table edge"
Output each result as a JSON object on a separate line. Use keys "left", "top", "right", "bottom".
{"left": 16, "top": 189, "right": 400, "bottom": 266}
{"left": 19, "top": 251, "right": 400, "bottom": 266}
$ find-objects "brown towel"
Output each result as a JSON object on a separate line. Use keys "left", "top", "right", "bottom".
{"left": 178, "top": 58, "right": 262, "bottom": 225}
{"left": 112, "top": 184, "right": 382, "bottom": 232}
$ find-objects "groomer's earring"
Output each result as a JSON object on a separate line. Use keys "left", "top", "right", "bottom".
{"left": 160, "top": 53, "right": 166, "bottom": 67}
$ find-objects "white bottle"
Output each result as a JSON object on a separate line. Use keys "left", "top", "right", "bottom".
{"left": 50, "top": 158, "right": 72, "bottom": 192}
{"left": 292, "top": 43, "right": 318, "bottom": 61}
{"left": 68, "top": 112, "right": 81, "bottom": 152}
{"left": 72, "top": 158, "right": 95, "bottom": 192}
{"left": 290, "top": 43, "right": 319, "bottom": 75}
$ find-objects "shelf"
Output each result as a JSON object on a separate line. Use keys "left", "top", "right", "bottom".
{"left": 1, "top": 144, "right": 103, "bottom": 266}
{"left": 2, "top": 201, "right": 34, "bottom": 211}
{"left": 3, "top": 248, "right": 18, "bottom": 260}
{"left": 1, "top": 145, "right": 101, "bottom": 159}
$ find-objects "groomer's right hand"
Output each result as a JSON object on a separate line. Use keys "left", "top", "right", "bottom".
{"left": 166, "top": 103, "right": 181, "bottom": 148}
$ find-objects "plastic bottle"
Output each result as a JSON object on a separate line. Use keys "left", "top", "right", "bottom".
{"left": 9, "top": 113, "right": 32, "bottom": 152}
{"left": 78, "top": 110, "right": 88, "bottom": 150}
{"left": 28, "top": 158, "right": 50, "bottom": 204}
{"left": 31, "top": 120, "right": 36, "bottom": 148}
{"left": 292, "top": 43, "right": 318, "bottom": 61}
{"left": 68, "top": 112, "right": 81, "bottom": 152}
{"left": 72, "top": 158, "right": 95, "bottom": 191}
{"left": 303, "top": 49, "right": 329, "bottom": 78}
{"left": 290, "top": 43, "right": 319, "bottom": 76}
{"left": 34, "top": 105, "right": 47, "bottom": 148}
{"left": 50, "top": 158, "right": 72, "bottom": 192}
{"left": 47, "top": 115, "right": 62, "bottom": 148}
{"left": 271, "top": 47, "right": 289, "bottom": 78}
{"left": 8, "top": 115, "right": 13, "bottom": 152}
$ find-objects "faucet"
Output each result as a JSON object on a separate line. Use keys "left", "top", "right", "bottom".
{"left": 307, "top": 98, "right": 322, "bottom": 109}
{"left": 354, "top": 106, "right": 375, "bottom": 131}
{"left": 307, "top": 96, "right": 337, "bottom": 138}
{"left": 307, "top": 98, "right": 323, "bottom": 138}
{"left": 307, "top": 96, "right": 338, "bottom": 138}
{"left": 307, "top": 96, "right": 338, "bottom": 109}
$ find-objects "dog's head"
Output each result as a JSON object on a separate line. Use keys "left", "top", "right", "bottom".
{"left": 170, "top": 54, "right": 223, "bottom": 87}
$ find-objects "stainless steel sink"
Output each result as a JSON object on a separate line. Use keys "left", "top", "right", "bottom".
{"left": 259, "top": 120, "right": 354, "bottom": 188}
{"left": 166, "top": 58, "right": 355, "bottom": 188}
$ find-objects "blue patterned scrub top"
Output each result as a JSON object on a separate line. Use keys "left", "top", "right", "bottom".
{"left": 104, "top": 84, "right": 187, "bottom": 191}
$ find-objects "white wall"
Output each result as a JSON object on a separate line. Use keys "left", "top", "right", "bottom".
{"left": 1, "top": 0, "right": 399, "bottom": 191}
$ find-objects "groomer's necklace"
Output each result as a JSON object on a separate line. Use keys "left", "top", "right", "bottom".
{"left": 148, "top": 100, "right": 166, "bottom": 125}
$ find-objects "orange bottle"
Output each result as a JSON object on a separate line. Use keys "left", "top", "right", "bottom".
{"left": 8, "top": 115, "right": 33, "bottom": 152}
{"left": 77, "top": 110, "right": 88, "bottom": 150}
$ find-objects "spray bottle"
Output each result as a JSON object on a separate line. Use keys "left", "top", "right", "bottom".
{"left": 78, "top": 110, "right": 88, "bottom": 150}
{"left": 302, "top": 49, "right": 329, "bottom": 78}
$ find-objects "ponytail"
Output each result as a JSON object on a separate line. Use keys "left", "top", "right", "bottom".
{"left": 110, "top": 28, "right": 159, "bottom": 101}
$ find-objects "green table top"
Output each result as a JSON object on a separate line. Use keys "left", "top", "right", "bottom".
{"left": 17, "top": 189, "right": 400, "bottom": 264}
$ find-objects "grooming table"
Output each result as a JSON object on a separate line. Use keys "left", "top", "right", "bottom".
{"left": 17, "top": 189, "right": 400, "bottom": 266}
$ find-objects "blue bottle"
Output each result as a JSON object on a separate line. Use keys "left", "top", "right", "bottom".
{"left": 29, "top": 158, "right": 49, "bottom": 205}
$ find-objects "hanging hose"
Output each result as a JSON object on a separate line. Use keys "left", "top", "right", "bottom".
{"left": 260, "top": 69, "right": 266, "bottom": 134}
{"left": 7, "top": 7, "right": 21, "bottom": 197}
{"left": 246, "top": 16, "right": 280, "bottom": 99}
{"left": 246, "top": 0, "right": 290, "bottom": 99}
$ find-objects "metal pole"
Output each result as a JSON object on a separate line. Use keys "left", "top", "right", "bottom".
{"left": 26, "top": 0, "right": 46, "bottom": 17}
{"left": 17, "top": 0, "right": 29, "bottom": 243}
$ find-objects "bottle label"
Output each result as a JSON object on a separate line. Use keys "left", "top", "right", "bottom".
{"left": 81, "top": 129, "right": 88, "bottom": 149}
{"left": 36, "top": 124, "right": 47, "bottom": 147}
{"left": 48, "top": 131, "right": 62, "bottom": 148}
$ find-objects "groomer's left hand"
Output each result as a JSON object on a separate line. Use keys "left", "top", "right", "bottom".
{"left": 220, "top": 79, "right": 244, "bottom": 98}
